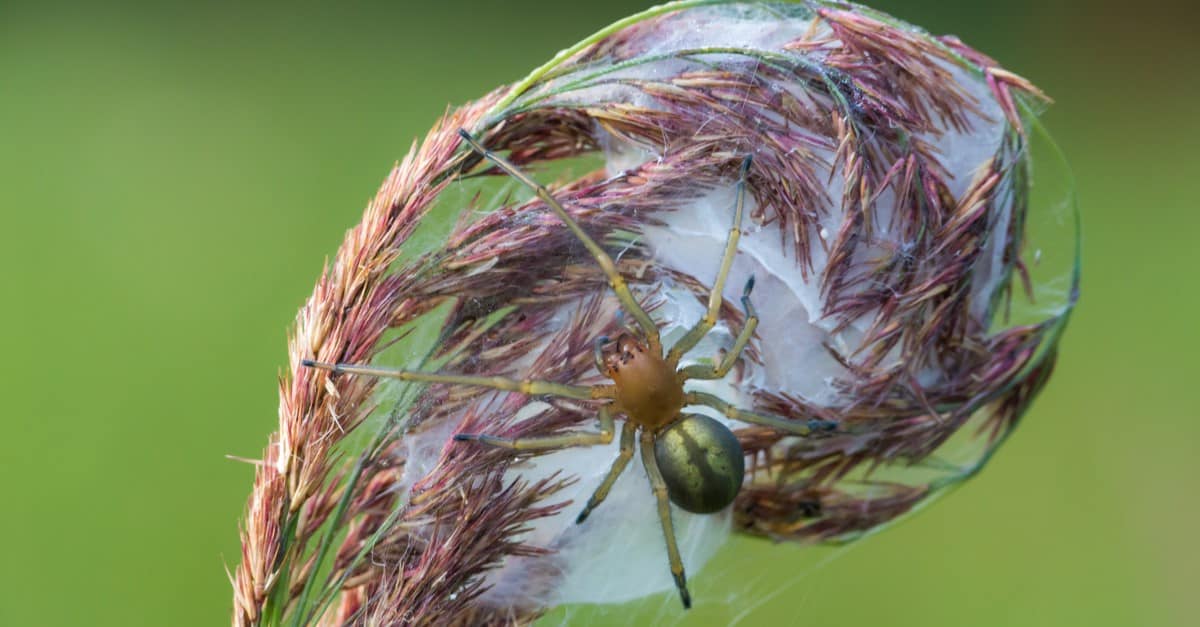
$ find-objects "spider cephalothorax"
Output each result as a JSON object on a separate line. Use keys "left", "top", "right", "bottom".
{"left": 302, "top": 130, "right": 836, "bottom": 609}
{"left": 598, "top": 334, "right": 684, "bottom": 431}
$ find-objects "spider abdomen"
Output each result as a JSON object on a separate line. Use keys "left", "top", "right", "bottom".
{"left": 654, "top": 413, "right": 745, "bottom": 514}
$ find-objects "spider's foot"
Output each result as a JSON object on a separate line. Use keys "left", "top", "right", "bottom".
{"left": 453, "top": 433, "right": 508, "bottom": 448}
{"left": 300, "top": 359, "right": 337, "bottom": 372}
{"left": 673, "top": 571, "right": 692, "bottom": 610}
{"left": 575, "top": 506, "right": 593, "bottom": 525}
{"left": 806, "top": 419, "right": 839, "bottom": 434}
{"left": 741, "top": 275, "right": 756, "bottom": 313}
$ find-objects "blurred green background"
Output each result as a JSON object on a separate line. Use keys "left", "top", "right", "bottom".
{"left": 1, "top": 1, "right": 1194, "bottom": 625}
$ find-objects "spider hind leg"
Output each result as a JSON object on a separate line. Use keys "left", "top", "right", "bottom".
{"left": 640, "top": 430, "right": 692, "bottom": 609}
{"left": 575, "top": 421, "right": 637, "bottom": 524}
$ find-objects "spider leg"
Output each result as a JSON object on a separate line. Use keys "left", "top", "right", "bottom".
{"left": 685, "top": 390, "right": 837, "bottom": 436}
{"left": 640, "top": 430, "right": 692, "bottom": 609}
{"left": 678, "top": 276, "right": 757, "bottom": 381}
{"left": 576, "top": 420, "right": 637, "bottom": 523}
{"left": 302, "top": 360, "right": 613, "bottom": 402}
{"left": 455, "top": 404, "right": 615, "bottom": 450}
{"left": 666, "top": 155, "right": 753, "bottom": 365}
{"left": 458, "top": 129, "right": 661, "bottom": 353}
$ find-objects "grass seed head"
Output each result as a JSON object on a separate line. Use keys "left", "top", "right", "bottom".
{"left": 232, "top": 2, "right": 1076, "bottom": 624}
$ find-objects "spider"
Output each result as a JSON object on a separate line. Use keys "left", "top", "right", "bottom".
{"left": 303, "top": 129, "right": 836, "bottom": 609}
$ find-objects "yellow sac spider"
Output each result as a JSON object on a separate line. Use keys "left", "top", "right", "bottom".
{"left": 303, "top": 129, "right": 837, "bottom": 609}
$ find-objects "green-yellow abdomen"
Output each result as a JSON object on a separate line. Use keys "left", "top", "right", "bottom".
{"left": 655, "top": 413, "right": 745, "bottom": 514}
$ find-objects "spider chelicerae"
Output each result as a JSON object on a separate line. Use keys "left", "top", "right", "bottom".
{"left": 303, "top": 129, "right": 837, "bottom": 609}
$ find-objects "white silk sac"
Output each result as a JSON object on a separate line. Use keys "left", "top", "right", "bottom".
{"left": 484, "top": 131, "right": 1009, "bottom": 608}
{"left": 467, "top": 20, "right": 1013, "bottom": 613}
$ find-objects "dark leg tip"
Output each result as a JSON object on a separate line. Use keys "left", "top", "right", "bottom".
{"left": 575, "top": 509, "right": 590, "bottom": 525}
{"left": 453, "top": 433, "right": 474, "bottom": 442}
{"left": 457, "top": 128, "right": 472, "bottom": 141}
{"left": 674, "top": 572, "right": 691, "bottom": 609}
{"left": 742, "top": 276, "right": 757, "bottom": 312}
{"left": 300, "top": 359, "right": 315, "bottom": 368}
{"left": 740, "top": 153, "right": 753, "bottom": 173}
{"left": 807, "top": 419, "right": 838, "bottom": 433}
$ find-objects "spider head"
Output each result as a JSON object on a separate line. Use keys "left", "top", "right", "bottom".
{"left": 599, "top": 334, "right": 649, "bottom": 379}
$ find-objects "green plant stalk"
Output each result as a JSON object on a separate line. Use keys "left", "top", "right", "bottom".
{"left": 490, "top": 0, "right": 730, "bottom": 114}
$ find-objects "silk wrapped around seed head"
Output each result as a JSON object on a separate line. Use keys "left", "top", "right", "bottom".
{"left": 232, "top": 3, "right": 1077, "bottom": 624}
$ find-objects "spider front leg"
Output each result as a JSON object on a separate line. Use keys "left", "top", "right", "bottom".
{"left": 458, "top": 129, "right": 661, "bottom": 354}
{"left": 576, "top": 420, "right": 637, "bottom": 523}
{"left": 302, "top": 360, "right": 610, "bottom": 401}
{"left": 666, "top": 155, "right": 752, "bottom": 365}
{"left": 678, "top": 275, "right": 758, "bottom": 381}
{"left": 640, "top": 430, "right": 692, "bottom": 609}
{"left": 302, "top": 360, "right": 619, "bottom": 448}
{"left": 685, "top": 391, "right": 838, "bottom": 436}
